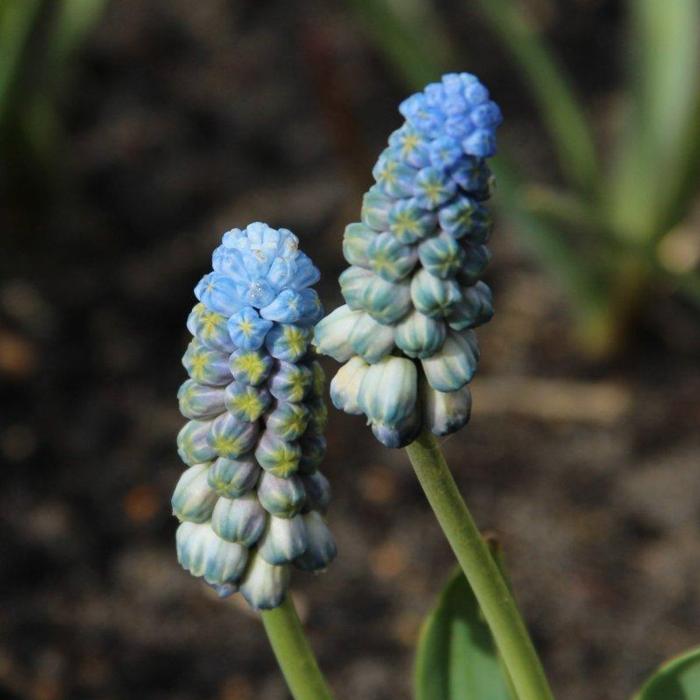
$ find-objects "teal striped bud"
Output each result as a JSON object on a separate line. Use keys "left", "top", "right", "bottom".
{"left": 343, "top": 223, "right": 376, "bottom": 267}
{"left": 315, "top": 74, "right": 500, "bottom": 446}
{"left": 367, "top": 233, "right": 419, "bottom": 282}
{"left": 358, "top": 356, "right": 417, "bottom": 427}
{"left": 348, "top": 313, "right": 395, "bottom": 363}
{"left": 422, "top": 382, "right": 472, "bottom": 436}
{"left": 173, "top": 223, "right": 335, "bottom": 610}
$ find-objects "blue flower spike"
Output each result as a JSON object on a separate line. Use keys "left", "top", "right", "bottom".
{"left": 173, "top": 223, "right": 336, "bottom": 610}
{"left": 315, "top": 73, "right": 501, "bottom": 447}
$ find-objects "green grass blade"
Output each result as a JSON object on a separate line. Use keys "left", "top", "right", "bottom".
{"left": 45, "top": 0, "right": 108, "bottom": 69}
{"left": 0, "top": 0, "right": 44, "bottom": 129}
{"left": 346, "top": 0, "right": 452, "bottom": 87}
{"left": 608, "top": 0, "right": 700, "bottom": 242}
{"left": 493, "top": 155, "right": 607, "bottom": 318}
{"left": 474, "top": 0, "right": 600, "bottom": 195}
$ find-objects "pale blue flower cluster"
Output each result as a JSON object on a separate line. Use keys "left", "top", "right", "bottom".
{"left": 315, "top": 73, "right": 500, "bottom": 448}
{"left": 174, "top": 223, "right": 335, "bottom": 610}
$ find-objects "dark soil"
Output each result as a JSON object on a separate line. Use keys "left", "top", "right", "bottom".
{"left": 1, "top": 2, "right": 698, "bottom": 699}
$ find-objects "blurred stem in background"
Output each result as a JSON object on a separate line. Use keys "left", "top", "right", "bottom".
{"left": 348, "top": 0, "right": 700, "bottom": 360}
{"left": 261, "top": 596, "right": 335, "bottom": 700}
{"left": 406, "top": 430, "right": 555, "bottom": 700}
{"left": 0, "top": 0, "right": 107, "bottom": 171}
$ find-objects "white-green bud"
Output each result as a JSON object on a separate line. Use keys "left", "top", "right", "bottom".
{"left": 343, "top": 222, "right": 376, "bottom": 267}
{"left": 240, "top": 553, "right": 290, "bottom": 610}
{"left": 348, "top": 313, "right": 396, "bottom": 363}
{"left": 293, "top": 512, "right": 337, "bottom": 572}
{"left": 329, "top": 356, "right": 370, "bottom": 415}
{"left": 394, "top": 310, "right": 446, "bottom": 358}
{"left": 172, "top": 463, "right": 218, "bottom": 523}
{"left": 420, "top": 329, "right": 479, "bottom": 392}
{"left": 358, "top": 356, "right": 417, "bottom": 426}
{"left": 258, "top": 514, "right": 308, "bottom": 565}
{"left": 313, "top": 304, "right": 362, "bottom": 362}
{"left": 211, "top": 492, "right": 267, "bottom": 547}
{"left": 361, "top": 273, "right": 412, "bottom": 324}
{"left": 423, "top": 383, "right": 472, "bottom": 436}
{"left": 176, "top": 521, "right": 248, "bottom": 585}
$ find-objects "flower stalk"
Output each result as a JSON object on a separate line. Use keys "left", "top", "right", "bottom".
{"left": 261, "top": 596, "right": 335, "bottom": 700}
{"left": 405, "top": 429, "right": 554, "bottom": 700}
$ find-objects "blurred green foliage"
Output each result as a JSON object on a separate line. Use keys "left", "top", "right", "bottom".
{"left": 633, "top": 646, "right": 700, "bottom": 699}
{"left": 0, "top": 0, "right": 107, "bottom": 168}
{"left": 349, "top": 0, "right": 700, "bottom": 358}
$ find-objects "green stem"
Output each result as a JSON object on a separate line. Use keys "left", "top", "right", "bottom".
{"left": 405, "top": 429, "right": 555, "bottom": 700}
{"left": 260, "top": 595, "right": 334, "bottom": 700}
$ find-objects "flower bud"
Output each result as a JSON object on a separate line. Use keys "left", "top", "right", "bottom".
{"left": 358, "top": 356, "right": 417, "bottom": 426}
{"left": 361, "top": 186, "right": 393, "bottom": 231}
{"left": 410, "top": 268, "right": 462, "bottom": 318}
{"left": 172, "top": 464, "right": 218, "bottom": 523}
{"left": 240, "top": 553, "right": 290, "bottom": 610}
{"left": 343, "top": 223, "right": 376, "bottom": 267}
{"left": 293, "top": 512, "right": 337, "bottom": 572}
{"left": 421, "top": 330, "right": 479, "bottom": 392}
{"left": 258, "top": 515, "right": 308, "bottom": 565}
{"left": 178, "top": 380, "right": 226, "bottom": 420}
{"left": 257, "top": 472, "right": 306, "bottom": 518}
{"left": 394, "top": 310, "right": 446, "bottom": 359}
{"left": 361, "top": 274, "right": 412, "bottom": 324}
{"left": 211, "top": 492, "right": 267, "bottom": 546}
{"left": 329, "top": 356, "right": 370, "bottom": 415}
{"left": 229, "top": 348, "right": 273, "bottom": 386}
{"left": 177, "top": 420, "right": 217, "bottom": 466}
{"left": 224, "top": 382, "right": 272, "bottom": 422}
{"left": 447, "top": 281, "right": 494, "bottom": 331}
{"left": 177, "top": 521, "right": 248, "bottom": 585}
{"left": 423, "top": 383, "right": 472, "bottom": 436}
{"left": 367, "top": 233, "right": 419, "bottom": 282}
{"left": 187, "top": 303, "right": 235, "bottom": 353}
{"left": 208, "top": 456, "right": 259, "bottom": 498}
{"left": 339, "top": 266, "right": 375, "bottom": 310}
{"left": 313, "top": 304, "right": 362, "bottom": 362}
{"left": 417, "top": 232, "right": 464, "bottom": 279}
{"left": 348, "top": 313, "right": 395, "bottom": 363}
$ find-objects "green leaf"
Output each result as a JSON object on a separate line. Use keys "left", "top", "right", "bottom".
{"left": 346, "top": 0, "right": 452, "bottom": 88}
{"left": 633, "top": 647, "right": 700, "bottom": 699}
{"left": 474, "top": 0, "right": 600, "bottom": 196}
{"left": 609, "top": 0, "right": 700, "bottom": 243}
{"left": 414, "top": 567, "right": 515, "bottom": 700}
{"left": 0, "top": 0, "right": 44, "bottom": 129}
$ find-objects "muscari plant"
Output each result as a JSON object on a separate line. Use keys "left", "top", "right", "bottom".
{"left": 173, "top": 78, "right": 700, "bottom": 700}
{"left": 173, "top": 223, "right": 335, "bottom": 699}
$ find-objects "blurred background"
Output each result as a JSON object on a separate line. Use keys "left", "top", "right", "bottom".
{"left": 1, "top": 1, "right": 699, "bottom": 698}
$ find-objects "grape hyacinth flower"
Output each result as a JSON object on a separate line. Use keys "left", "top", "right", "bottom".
{"left": 315, "top": 73, "right": 501, "bottom": 448}
{"left": 173, "top": 223, "right": 336, "bottom": 610}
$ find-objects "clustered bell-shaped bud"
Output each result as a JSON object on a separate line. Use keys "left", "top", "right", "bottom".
{"left": 315, "top": 73, "right": 501, "bottom": 448}
{"left": 173, "top": 223, "right": 336, "bottom": 610}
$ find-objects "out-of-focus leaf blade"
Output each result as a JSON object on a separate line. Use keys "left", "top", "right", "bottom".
{"left": 414, "top": 567, "right": 514, "bottom": 700}
{"left": 493, "top": 156, "right": 607, "bottom": 319}
{"left": 46, "top": 0, "right": 108, "bottom": 69}
{"left": 609, "top": 0, "right": 700, "bottom": 242}
{"left": 346, "top": 0, "right": 452, "bottom": 87}
{"left": 633, "top": 647, "right": 700, "bottom": 699}
{"left": 0, "top": 0, "right": 44, "bottom": 128}
{"left": 475, "top": 0, "right": 599, "bottom": 195}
